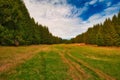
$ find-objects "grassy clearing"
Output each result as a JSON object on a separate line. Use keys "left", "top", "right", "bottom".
{"left": 65, "top": 53, "right": 100, "bottom": 80}
{"left": 67, "top": 44, "right": 120, "bottom": 80}
{"left": 56, "top": 45, "right": 101, "bottom": 80}
{"left": 0, "top": 44, "right": 120, "bottom": 80}
{"left": 44, "top": 51, "right": 70, "bottom": 80}
{"left": 0, "top": 49, "right": 70, "bottom": 80}
{"left": 0, "top": 45, "right": 50, "bottom": 78}
{"left": 2, "top": 52, "right": 46, "bottom": 80}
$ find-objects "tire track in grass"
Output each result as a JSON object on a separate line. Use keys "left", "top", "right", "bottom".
{"left": 67, "top": 52, "right": 116, "bottom": 80}
{"left": 58, "top": 51, "right": 90, "bottom": 80}
{"left": 58, "top": 52, "right": 80, "bottom": 80}
{"left": 66, "top": 56, "right": 90, "bottom": 79}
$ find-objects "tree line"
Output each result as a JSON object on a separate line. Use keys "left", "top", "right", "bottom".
{"left": 71, "top": 12, "right": 120, "bottom": 46}
{"left": 0, "top": 0, "right": 120, "bottom": 46}
{"left": 0, "top": 0, "right": 62, "bottom": 46}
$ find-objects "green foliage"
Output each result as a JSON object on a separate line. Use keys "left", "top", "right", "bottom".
{"left": 72, "top": 12, "right": 120, "bottom": 46}
{"left": 0, "top": 0, "right": 62, "bottom": 46}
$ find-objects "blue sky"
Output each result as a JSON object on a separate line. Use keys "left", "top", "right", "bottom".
{"left": 67, "top": 0, "right": 120, "bottom": 20}
{"left": 24, "top": 0, "right": 120, "bottom": 39}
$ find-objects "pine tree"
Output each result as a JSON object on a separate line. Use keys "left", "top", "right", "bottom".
{"left": 0, "top": 0, "right": 63, "bottom": 46}
{"left": 72, "top": 12, "right": 120, "bottom": 46}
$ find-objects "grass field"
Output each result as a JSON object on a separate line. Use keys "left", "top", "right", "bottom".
{"left": 0, "top": 44, "right": 120, "bottom": 80}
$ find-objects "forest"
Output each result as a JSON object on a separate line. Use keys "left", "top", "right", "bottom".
{"left": 0, "top": 0, "right": 62, "bottom": 46}
{"left": 0, "top": 0, "right": 120, "bottom": 46}
{"left": 71, "top": 12, "right": 120, "bottom": 46}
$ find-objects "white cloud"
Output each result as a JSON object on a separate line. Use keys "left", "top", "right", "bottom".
{"left": 99, "top": 0, "right": 104, "bottom": 2}
{"left": 107, "top": 2, "right": 111, "bottom": 7}
{"left": 23, "top": 0, "right": 89, "bottom": 39}
{"left": 104, "top": 2, "right": 120, "bottom": 14}
{"left": 23, "top": 0, "right": 120, "bottom": 39}
{"left": 87, "top": 2, "right": 120, "bottom": 28}
{"left": 89, "top": 0, "right": 97, "bottom": 5}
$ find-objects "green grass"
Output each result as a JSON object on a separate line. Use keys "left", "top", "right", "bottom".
{"left": 1, "top": 50, "right": 70, "bottom": 80}
{"left": 0, "top": 45, "right": 46, "bottom": 66}
{"left": 44, "top": 51, "right": 70, "bottom": 80}
{"left": 1, "top": 52, "right": 46, "bottom": 80}
{"left": 65, "top": 53, "right": 101, "bottom": 80}
{"left": 56, "top": 45, "right": 101, "bottom": 80}
{"left": 68, "top": 45, "right": 120, "bottom": 80}
{"left": 0, "top": 44, "right": 120, "bottom": 80}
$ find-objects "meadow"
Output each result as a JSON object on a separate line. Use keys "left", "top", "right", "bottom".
{"left": 0, "top": 44, "right": 120, "bottom": 80}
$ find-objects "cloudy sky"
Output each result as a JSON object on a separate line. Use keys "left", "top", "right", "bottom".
{"left": 23, "top": 0, "right": 120, "bottom": 39}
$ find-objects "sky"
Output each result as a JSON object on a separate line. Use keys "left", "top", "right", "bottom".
{"left": 23, "top": 0, "right": 120, "bottom": 39}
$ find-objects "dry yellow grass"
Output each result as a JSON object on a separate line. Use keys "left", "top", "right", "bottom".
{"left": 0, "top": 45, "right": 51, "bottom": 73}
{"left": 0, "top": 44, "right": 120, "bottom": 80}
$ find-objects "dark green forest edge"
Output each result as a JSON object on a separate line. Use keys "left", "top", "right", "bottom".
{"left": 0, "top": 0, "right": 120, "bottom": 46}
{"left": 0, "top": 0, "right": 62, "bottom": 46}
{"left": 71, "top": 12, "right": 120, "bottom": 46}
